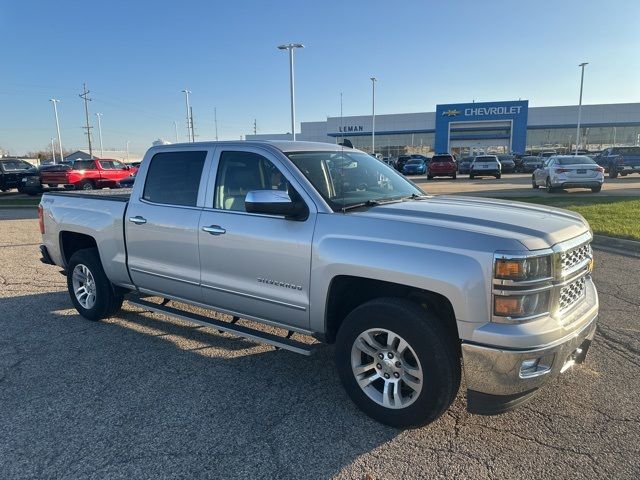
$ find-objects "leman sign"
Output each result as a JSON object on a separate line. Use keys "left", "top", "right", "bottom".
{"left": 464, "top": 106, "right": 523, "bottom": 116}
{"left": 338, "top": 125, "right": 364, "bottom": 133}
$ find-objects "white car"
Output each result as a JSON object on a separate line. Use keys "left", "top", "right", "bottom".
{"left": 532, "top": 155, "right": 604, "bottom": 193}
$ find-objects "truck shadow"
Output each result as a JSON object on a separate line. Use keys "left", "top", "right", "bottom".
{"left": 0, "top": 290, "right": 407, "bottom": 478}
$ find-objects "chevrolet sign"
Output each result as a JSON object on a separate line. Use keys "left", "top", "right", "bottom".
{"left": 464, "top": 106, "right": 523, "bottom": 116}
{"left": 442, "top": 109, "right": 461, "bottom": 117}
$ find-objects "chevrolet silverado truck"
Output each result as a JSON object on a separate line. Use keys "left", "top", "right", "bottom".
{"left": 38, "top": 141, "right": 598, "bottom": 428}
{"left": 40, "top": 158, "right": 137, "bottom": 190}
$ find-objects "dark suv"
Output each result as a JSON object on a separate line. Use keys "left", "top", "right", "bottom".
{"left": 395, "top": 155, "right": 412, "bottom": 172}
{"left": 595, "top": 147, "right": 640, "bottom": 178}
{"left": 0, "top": 158, "right": 33, "bottom": 192}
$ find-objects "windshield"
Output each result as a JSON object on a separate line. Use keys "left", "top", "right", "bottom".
{"left": 557, "top": 156, "right": 596, "bottom": 165}
{"left": 287, "top": 150, "right": 423, "bottom": 211}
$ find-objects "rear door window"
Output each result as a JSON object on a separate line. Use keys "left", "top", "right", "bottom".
{"left": 74, "top": 160, "right": 96, "bottom": 170}
{"left": 143, "top": 151, "right": 207, "bottom": 206}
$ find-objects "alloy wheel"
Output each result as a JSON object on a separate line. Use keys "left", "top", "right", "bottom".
{"left": 72, "top": 264, "right": 97, "bottom": 309}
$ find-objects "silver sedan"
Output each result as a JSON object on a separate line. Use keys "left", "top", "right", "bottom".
{"left": 532, "top": 155, "right": 605, "bottom": 193}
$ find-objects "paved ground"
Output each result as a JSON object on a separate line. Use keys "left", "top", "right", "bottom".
{"left": 410, "top": 173, "right": 640, "bottom": 197}
{"left": 1, "top": 209, "right": 639, "bottom": 479}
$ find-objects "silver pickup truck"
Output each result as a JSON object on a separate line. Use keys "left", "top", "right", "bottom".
{"left": 39, "top": 141, "right": 598, "bottom": 428}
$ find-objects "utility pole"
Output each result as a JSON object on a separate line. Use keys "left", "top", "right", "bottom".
{"left": 277, "top": 43, "right": 304, "bottom": 140}
{"left": 95, "top": 113, "right": 104, "bottom": 158}
{"left": 51, "top": 138, "right": 56, "bottom": 163}
{"left": 575, "top": 62, "right": 588, "bottom": 155}
{"left": 190, "top": 106, "right": 195, "bottom": 141}
{"left": 79, "top": 84, "right": 93, "bottom": 158}
{"left": 182, "top": 89, "right": 193, "bottom": 142}
{"left": 214, "top": 107, "right": 219, "bottom": 141}
{"left": 253, "top": 119, "right": 257, "bottom": 135}
{"left": 173, "top": 121, "right": 179, "bottom": 143}
{"left": 49, "top": 99, "right": 63, "bottom": 164}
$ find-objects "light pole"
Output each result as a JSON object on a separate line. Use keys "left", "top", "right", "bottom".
{"left": 575, "top": 62, "right": 588, "bottom": 154}
{"left": 370, "top": 77, "right": 377, "bottom": 154}
{"left": 50, "top": 138, "right": 56, "bottom": 164}
{"left": 182, "top": 89, "right": 193, "bottom": 142}
{"left": 49, "top": 99, "right": 63, "bottom": 164}
{"left": 95, "top": 113, "right": 104, "bottom": 158}
{"left": 126, "top": 141, "right": 130, "bottom": 162}
{"left": 277, "top": 43, "right": 304, "bottom": 140}
{"left": 173, "top": 121, "right": 179, "bottom": 143}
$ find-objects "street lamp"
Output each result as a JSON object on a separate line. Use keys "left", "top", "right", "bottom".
{"left": 49, "top": 99, "right": 63, "bottom": 164}
{"left": 575, "top": 62, "right": 588, "bottom": 154}
{"left": 370, "top": 77, "right": 377, "bottom": 154}
{"left": 50, "top": 138, "right": 56, "bottom": 164}
{"left": 95, "top": 113, "right": 104, "bottom": 158}
{"left": 277, "top": 43, "right": 304, "bottom": 141}
{"left": 182, "top": 89, "right": 193, "bottom": 142}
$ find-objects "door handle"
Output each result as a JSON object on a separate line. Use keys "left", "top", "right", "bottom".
{"left": 128, "top": 216, "right": 147, "bottom": 225}
{"left": 202, "top": 225, "right": 226, "bottom": 235}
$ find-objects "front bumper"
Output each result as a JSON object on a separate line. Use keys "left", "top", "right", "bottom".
{"left": 462, "top": 309, "right": 597, "bottom": 415}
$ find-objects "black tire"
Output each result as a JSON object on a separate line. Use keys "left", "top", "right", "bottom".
{"left": 469, "top": 174, "right": 475, "bottom": 179}
{"left": 546, "top": 178, "right": 555, "bottom": 193}
{"left": 496, "top": 174, "right": 502, "bottom": 179}
{"left": 532, "top": 175, "right": 539, "bottom": 189}
{"left": 452, "top": 173, "right": 457, "bottom": 179}
{"left": 78, "top": 180, "right": 94, "bottom": 191}
{"left": 591, "top": 186, "right": 602, "bottom": 193}
{"left": 1, "top": 188, "right": 8, "bottom": 192}
{"left": 67, "top": 248, "right": 123, "bottom": 321}
{"left": 335, "top": 298, "right": 460, "bottom": 428}
{"left": 427, "top": 175, "right": 433, "bottom": 180}
{"left": 609, "top": 170, "right": 618, "bottom": 179}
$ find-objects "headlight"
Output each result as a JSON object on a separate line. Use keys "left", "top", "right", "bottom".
{"left": 494, "top": 290, "right": 551, "bottom": 319}
{"left": 494, "top": 255, "right": 551, "bottom": 281}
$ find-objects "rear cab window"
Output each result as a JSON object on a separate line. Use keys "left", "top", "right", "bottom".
{"left": 143, "top": 151, "right": 207, "bottom": 206}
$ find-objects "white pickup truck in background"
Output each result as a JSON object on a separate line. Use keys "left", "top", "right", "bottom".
{"left": 39, "top": 141, "right": 598, "bottom": 427}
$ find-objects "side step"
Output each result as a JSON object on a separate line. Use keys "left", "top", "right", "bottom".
{"left": 127, "top": 297, "right": 317, "bottom": 356}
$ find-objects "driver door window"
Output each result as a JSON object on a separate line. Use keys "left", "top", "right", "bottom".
{"left": 214, "top": 151, "right": 291, "bottom": 212}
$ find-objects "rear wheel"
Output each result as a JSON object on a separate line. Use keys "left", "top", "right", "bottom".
{"left": 532, "top": 175, "right": 539, "bottom": 189}
{"left": 495, "top": 174, "right": 502, "bottom": 179}
{"left": 591, "top": 185, "right": 602, "bottom": 193}
{"left": 78, "top": 180, "right": 94, "bottom": 191}
{"left": 335, "top": 298, "right": 460, "bottom": 428}
{"left": 427, "top": 175, "right": 433, "bottom": 180}
{"left": 67, "top": 248, "right": 123, "bottom": 321}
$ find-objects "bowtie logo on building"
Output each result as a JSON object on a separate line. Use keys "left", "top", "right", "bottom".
{"left": 442, "top": 109, "right": 461, "bottom": 117}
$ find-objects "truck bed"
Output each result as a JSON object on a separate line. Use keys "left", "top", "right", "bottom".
{"left": 45, "top": 188, "right": 132, "bottom": 202}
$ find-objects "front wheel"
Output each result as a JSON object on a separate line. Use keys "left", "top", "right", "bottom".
{"left": 335, "top": 298, "right": 460, "bottom": 428}
{"left": 591, "top": 185, "right": 602, "bottom": 193}
{"left": 532, "top": 175, "right": 539, "bottom": 189}
{"left": 495, "top": 174, "right": 502, "bottom": 179}
{"left": 67, "top": 248, "right": 123, "bottom": 321}
{"left": 609, "top": 170, "right": 618, "bottom": 179}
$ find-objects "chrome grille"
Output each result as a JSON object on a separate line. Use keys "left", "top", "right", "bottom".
{"left": 560, "top": 243, "right": 591, "bottom": 273}
{"left": 558, "top": 276, "right": 586, "bottom": 312}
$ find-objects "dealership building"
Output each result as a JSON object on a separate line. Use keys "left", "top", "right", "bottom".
{"left": 247, "top": 100, "right": 640, "bottom": 158}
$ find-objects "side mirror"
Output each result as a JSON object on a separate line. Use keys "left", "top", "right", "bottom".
{"left": 245, "top": 190, "right": 308, "bottom": 220}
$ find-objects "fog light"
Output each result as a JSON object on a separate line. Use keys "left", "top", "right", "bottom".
{"left": 519, "top": 354, "right": 554, "bottom": 378}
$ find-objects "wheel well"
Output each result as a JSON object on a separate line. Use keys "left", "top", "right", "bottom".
{"left": 324, "top": 275, "right": 459, "bottom": 347}
{"left": 59, "top": 231, "right": 97, "bottom": 266}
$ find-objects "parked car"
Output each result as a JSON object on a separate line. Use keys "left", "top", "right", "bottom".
{"left": 521, "top": 156, "right": 543, "bottom": 173}
{"left": 395, "top": 154, "right": 411, "bottom": 172}
{"left": 540, "top": 150, "right": 557, "bottom": 158}
{"left": 532, "top": 155, "right": 604, "bottom": 193}
{"left": 469, "top": 155, "right": 501, "bottom": 179}
{"left": 595, "top": 146, "right": 640, "bottom": 178}
{"left": 496, "top": 155, "right": 516, "bottom": 173}
{"left": 0, "top": 158, "right": 33, "bottom": 192}
{"left": 38, "top": 140, "right": 598, "bottom": 428}
{"left": 402, "top": 158, "right": 427, "bottom": 175}
{"left": 17, "top": 163, "right": 74, "bottom": 195}
{"left": 40, "top": 158, "right": 138, "bottom": 190}
{"left": 457, "top": 156, "right": 474, "bottom": 174}
{"left": 427, "top": 154, "right": 457, "bottom": 179}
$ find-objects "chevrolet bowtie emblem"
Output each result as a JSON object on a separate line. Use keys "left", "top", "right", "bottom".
{"left": 442, "top": 109, "right": 461, "bottom": 117}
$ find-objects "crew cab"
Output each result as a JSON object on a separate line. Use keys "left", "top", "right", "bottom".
{"left": 39, "top": 141, "right": 598, "bottom": 428}
{"left": 595, "top": 146, "right": 640, "bottom": 178}
{"left": 40, "top": 158, "right": 137, "bottom": 190}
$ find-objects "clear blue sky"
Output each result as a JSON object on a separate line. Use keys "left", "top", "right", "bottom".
{"left": 1, "top": 0, "right": 639, "bottom": 156}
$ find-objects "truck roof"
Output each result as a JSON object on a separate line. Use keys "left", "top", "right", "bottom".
{"left": 150, "top": 140, "right": 354, "bottom": 154}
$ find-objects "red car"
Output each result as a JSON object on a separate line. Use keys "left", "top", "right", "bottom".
{"left": 40, "top": 158, "right": 138, "bottom": 191}
{"left": 427, "top": 154, "right": 457, "bottom": 179}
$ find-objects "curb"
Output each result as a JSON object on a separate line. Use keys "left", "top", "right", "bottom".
{"left": 592, "top": 235, "right": 640, "bottom": 258}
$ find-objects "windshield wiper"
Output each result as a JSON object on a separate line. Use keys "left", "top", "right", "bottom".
{"left": 341, "top": 199, "right": 381, "bottom": 212}
{"left": 402, "top": 193, "right": 428, "bottom": 201}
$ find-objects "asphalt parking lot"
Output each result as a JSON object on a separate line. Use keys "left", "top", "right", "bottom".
{"left": 1, "top": 208, "right": 639, "bottom": 479}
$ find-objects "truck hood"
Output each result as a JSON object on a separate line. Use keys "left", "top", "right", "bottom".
{"left": 355, "top": 195, "right": 589, "bottom": 250}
